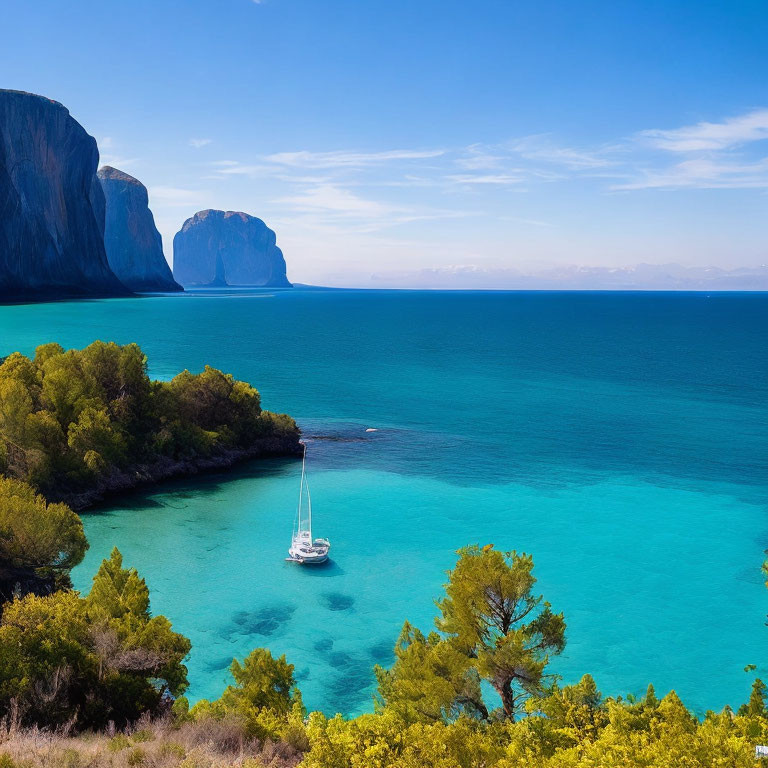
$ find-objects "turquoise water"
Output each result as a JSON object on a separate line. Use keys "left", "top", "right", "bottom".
{"left": 0, "top": 290, "right": 766, "bottom": 716}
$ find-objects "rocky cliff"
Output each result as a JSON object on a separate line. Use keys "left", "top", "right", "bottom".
{"left": 0, "top": 90, "right": 128, "bottom": 300}
{"left": 172, "top": 210, "right": 291, "bottom": 287}
{"left": 98, "top": 166, "right": 182, "bottom": 292}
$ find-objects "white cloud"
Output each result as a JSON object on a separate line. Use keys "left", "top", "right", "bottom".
{"left": 508, "top": 134, "right": 617, "bottom": 169}
{"left": 190, "top": 108, "right": 768, "bottom": 251}
{"left": 455, "top": 144, "right": 506, "bottom": 170}
{"left": 270, "top": 183, "right": 472, "bottom": 234}
{"left": 613, "top": 157, "right": 768, "bottom": 190}
{"left": 148, "top": 186, "right": 208, "bottom": 207}
{"left": 210, "top": 162, "right": 272, "bottom": 176}
{"left": 639, "top": 109, "right": 768, "bottom": 152}
{"left": 99, "top": 155, "right": 138, "bottom": 169}
{"left": 97, "top": 137, "right": 138, "bottom": 169}
{"left": 274, "top": 184, "right": 391, "bottom": 217}
{"left": 614, "top": 108, "right": 768, "bottom": 189}
{"left": 446, "top": 173, "right": 523, "bottom": 185}
{"left": 264, "top": 148, "right": 445, "bottom": 169}
{"left": 189, "top": 138, "right": 213, "bottom": 148}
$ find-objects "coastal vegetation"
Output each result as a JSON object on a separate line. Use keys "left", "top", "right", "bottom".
{"left": 0, "top": 548, "right": 189, "bottom": 732}
{"left": 0, "top": 341, "right": 300, "bottom": 507}
{"left": 0, "top": 530, "right": 765, "bottom": 766}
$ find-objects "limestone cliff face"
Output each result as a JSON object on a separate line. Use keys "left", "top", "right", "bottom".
{"left": 98, "top": 166, "right": 182, "bottom": 292}
{"left": 172, "top": 210, "right": 291, "bottom": 287}
{"left": 0, "top": 90, "right": 128, "bottom": 299}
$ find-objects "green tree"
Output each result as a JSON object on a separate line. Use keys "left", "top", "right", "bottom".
{"left": 525, "top": 674, "right": 607, "bottom": 750}
{"left": 0, "top": 590, "right": 94, "bottom": 727}
{"left": 191, "top": 648, "right": 303, "bottom": 742}
{"left": 375, "top": 621, "right": 487, "bottom": 723}
{"left": 225, "top": 648, "right": 299, "bottom": 715}
{"left": 378, "top": 545, "right": 565, "bottom": 723}
{"left": 438, "top": 545, "right": 565, "bottom": 720}
{"left": 739, "top": 678, "right": 768, "bottom": 717}
{"left": 0, "top": 477, "right": 87, "bottom": 603}
{"left": 0, "top": 548, "right": 189, "bottom": 730}
{"left": 0, "top": 378, "right": 33, "bottom": 477}
{"left": 165, "top": 366, "right": 263, "bottom": 448}
{"left": 86, "top": 548, "right": 190, "bottom": 696}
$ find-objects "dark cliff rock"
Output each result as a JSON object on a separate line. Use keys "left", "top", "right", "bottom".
{"left": 0, "top": 90, "right": 128, "bottom": 300}
{"left": 98, "top": 165, "right": 182, "bottom": 292}
{"left": 172, "top": 209, "right": 291, "bottom": 287}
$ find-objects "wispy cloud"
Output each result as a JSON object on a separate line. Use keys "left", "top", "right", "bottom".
{"left": 616, "top": 108, "right": 768, "bottom": 189}
{"left": 455, "top": 144, "right": 506, "bottom": 171}
{"left": 209, "top": 162, "right": 272, "bottom": 176}
{"left": 507, "top": 134, "right": 618, "bottom": 169}
{"left": 614, "top": 157, "right": 768, "bottom": 190}
{"left": 189, "top": 138, "right": 213, "bottom": 148}
{"left": 193, "top": 107, "right": 768, "bottom": 245}
{"left": 270, "top": 182, "right": 471, "bottom": 234}
{"left": 446, "top": 173, "right": 523, "bottom": 185}
{"left": 149, "top": 186, "right": 208, "bottom": 206}
{"left": 274, "top": 184, "right": 390, "bottom": 217}
{"left": 264, "top": 148, "right": 445, "bottom": 169}
{"left": 638, "top": 109, "right": 768, "bottom": 152}
{"left": 97, "top": 136, "right": 138, "bottom": 170}
{"left": 99, "top": 155, "right": 138, "bottom": 170}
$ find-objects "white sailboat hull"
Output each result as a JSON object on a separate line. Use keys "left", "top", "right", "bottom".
{"left": 286, "top": 537, "right": 331, "bottom": 564}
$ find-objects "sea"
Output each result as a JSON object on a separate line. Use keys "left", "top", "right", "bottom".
{"left": 1, "top": 289, "right": 766, "bottom": 717}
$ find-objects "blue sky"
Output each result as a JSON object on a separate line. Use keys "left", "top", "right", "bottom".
{"left": 2, "top": 0, "right": 767, "bottom": 286}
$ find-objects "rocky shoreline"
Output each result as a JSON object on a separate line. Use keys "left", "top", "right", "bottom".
{"left": 54, "top": 434, "right": 303, "bottom": 511}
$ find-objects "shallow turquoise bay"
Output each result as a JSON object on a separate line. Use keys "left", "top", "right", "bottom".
{"left": 1, "top": 289, "right": 766, "bottom": 716}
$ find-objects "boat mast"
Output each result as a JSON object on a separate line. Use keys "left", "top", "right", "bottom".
{"left": 295, "top": 444, "right": 306, "bottom": 537}
{"left": 296, "top": 443, "right": 313, "bottom": 539}
{"left": 306, "top": 464, "right": 313, "bottom": 541}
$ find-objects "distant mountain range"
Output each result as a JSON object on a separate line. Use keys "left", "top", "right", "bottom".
{"left": 368, "top": 263, "right": 768, "bottom": 291}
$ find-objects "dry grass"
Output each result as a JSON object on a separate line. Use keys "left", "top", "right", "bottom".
{"left": 0, "top": 715, "right": 303, "bottom": 768}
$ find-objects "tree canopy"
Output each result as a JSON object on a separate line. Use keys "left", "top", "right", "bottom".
{"left": 188, "top": 648, "right": 305, "bottom": 744}
{"left": 0, "top": 341, "right": 299, "bottom": 501}
{"left": 0, "top": 476, "right": 87, "bottom": 602}
{"left": 376, "top": 545, "right": 565, "bottom": 722}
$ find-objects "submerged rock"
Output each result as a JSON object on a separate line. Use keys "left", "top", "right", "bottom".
{"left": 98, "top": 166, "right": 182, "bottom": 292}
{"left": 0, "top": 89, "right": 128, "bottom": 300}
{"left": 172, "top": 209, "right": 291, "bottom": 287}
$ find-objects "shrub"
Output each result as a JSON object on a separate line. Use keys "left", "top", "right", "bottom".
{"left": 0, "top": 477, "right": 87, "bottom": 603}
{"left": 0, "top": 548, "right": 190, "bottom": 731}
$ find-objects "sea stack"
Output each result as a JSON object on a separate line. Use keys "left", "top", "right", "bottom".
{"left": 0, "top": 89, "right": 128, "bottom": 300}
{"left": 172, "top": 210, "right": 291, "bottom": 287}
{"left": 98, "top": 166, "right": 182, "bottom": 292}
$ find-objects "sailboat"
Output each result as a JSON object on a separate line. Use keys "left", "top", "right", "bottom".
{"left": 286, "top": 445, "right": 330, "bottom": 564}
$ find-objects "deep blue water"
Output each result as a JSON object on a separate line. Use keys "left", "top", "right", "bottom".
{"left": 1, "top": 289, "right": 766, "bottom": 716}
